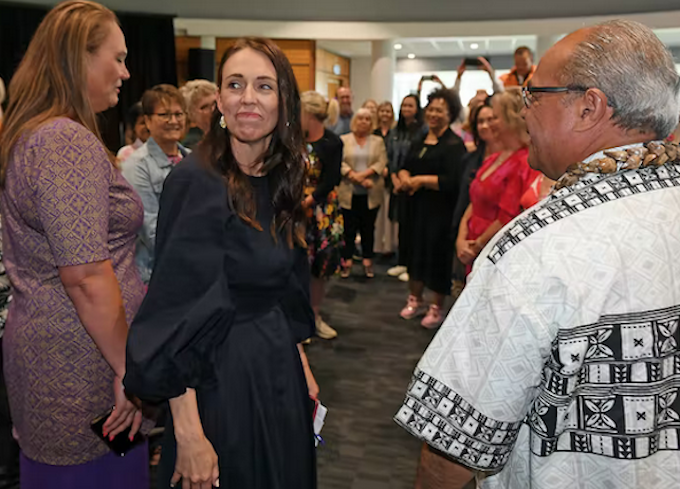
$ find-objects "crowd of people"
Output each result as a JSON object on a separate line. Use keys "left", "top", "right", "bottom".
{"left": 0, "top": 1, "right": 679, "bottom": 489}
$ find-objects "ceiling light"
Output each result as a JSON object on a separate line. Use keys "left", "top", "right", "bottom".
{"left": 407, "top": 53, "right": 416, "bottom": 59}
{"left": 394, "top": 43, "right": 403, "bottom": 50}
{"left": 470, "top": 43, "right": 479, "bottom": 50}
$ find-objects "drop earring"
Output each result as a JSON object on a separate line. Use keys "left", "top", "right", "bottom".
{"left": 219, "top": 115, "right": 227, "bottom": 129}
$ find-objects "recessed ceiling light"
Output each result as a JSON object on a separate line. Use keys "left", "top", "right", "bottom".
{"left": 407, "top": 53, "right": 416, "bottom": 59}
{"left": 470, "top": 43, "right": 479, "bottom": 50}
{"left": 394, "top": 43, "right": 403, "bottom": 50}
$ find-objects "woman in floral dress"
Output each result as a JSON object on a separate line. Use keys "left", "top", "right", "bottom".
{"left": 301, "top": 91, "right": 344, "bottom": 340}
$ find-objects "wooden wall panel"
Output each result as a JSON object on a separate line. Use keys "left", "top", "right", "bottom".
{"left": 214, "top": 38, "right": 315, "bottom": 93}
{"left": 315, "top": 48, "right": 351, "bottom": 97}
{"left": 316, "top": 49, "right": 350, "bottom": 78}
{"left": 292, "top": 66, "right": 313, "bottom": 93}
{"left": 175, "top": 36, "right": 202, "bottom": 86}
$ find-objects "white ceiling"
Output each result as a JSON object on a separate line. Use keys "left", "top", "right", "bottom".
{"left": 319, "top": 30, "right": 680, "bottom": 59}
{"left": 319, "top": 36, "right": 536, "bottom": 59}
{"left": 11, "top": 0, "right": 680, "bottom": 22}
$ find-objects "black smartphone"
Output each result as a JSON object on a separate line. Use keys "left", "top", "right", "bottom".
{"left": 464, "top": 57, "right": 482, "bottom": 67}
{"left": 91, "top": 408, "right": 146, "bottom": 456}
{"left": 421, "top": 75, "right": 435, "bottom": 81}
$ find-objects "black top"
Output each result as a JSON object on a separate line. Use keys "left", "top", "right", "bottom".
{"left": 403, "top": 128, "right": 467, "bottom": 200}
{"left": 373, "top": 127, "right": 391, "bottom": 140}
{"left": 310, "top": 129, "right": 343, "bottom": 204}
{"left": 181, "top": 126, "right": 204, "bottom": 149}
{"left": 125, "top": 155, "right": 314, "bottom": 400}
{"left": 387, "top": 122, "right": 427, "bottom": 175}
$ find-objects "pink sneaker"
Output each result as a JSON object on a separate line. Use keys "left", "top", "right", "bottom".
{"left": 400, "top": 295, "right": 426, "bottom": 320}
{"left": 421, "top": 304, "right": 444, "bottom": 329}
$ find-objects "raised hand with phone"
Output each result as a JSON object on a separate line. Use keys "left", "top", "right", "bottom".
{"left": 455, "top": 56, "right": 503, "bottom": 94}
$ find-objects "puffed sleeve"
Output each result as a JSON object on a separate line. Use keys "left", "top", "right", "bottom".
{"left": 124, "top": 158, "right": 234, "bottom": 403}
{"left": 280, "top": 246, "right": 315, "bottom": 343}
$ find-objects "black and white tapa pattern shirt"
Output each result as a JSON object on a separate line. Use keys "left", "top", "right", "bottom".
{"left": 396, "top": 144, "right": 680, "bottom": 488}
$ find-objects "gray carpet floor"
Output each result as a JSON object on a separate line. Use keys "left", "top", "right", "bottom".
{"left": 305, "top": 261, "right": 449, "bottom": 489}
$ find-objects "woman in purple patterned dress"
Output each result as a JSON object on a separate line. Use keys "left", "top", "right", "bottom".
{"left": 0, "top": 2, "right": 147, "bottom": 488}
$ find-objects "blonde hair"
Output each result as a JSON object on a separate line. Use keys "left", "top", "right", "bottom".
{"left": 362, "top": 99, "right": 379, "bottom": 130}
{"left": 377, "top": 101, "right": 396, "bottom": 128}
{"left": 350, "top": 107, "right": 373, "bottom": 134}
{"left": 325, "top": 98, "right": 339, "bottom": 128}
{"left": 493, "top": 88, "right": 529, "bottom": 145}
{"left": 0, "top": 1, "right": 118, "bottom": 185}
{"left": 300, "top": 91, "right": 328, "bottom": 122}
{"left": 180, "top": 79, "right": 217, "bottom": 122}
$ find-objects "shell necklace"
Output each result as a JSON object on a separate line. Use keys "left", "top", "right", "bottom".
{"left": 553, "top": 140, "right": 680, "bottom": 191}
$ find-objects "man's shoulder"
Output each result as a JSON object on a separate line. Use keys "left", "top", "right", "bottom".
{"left": 485, "top": 165, "right": 680, "bottom": 266}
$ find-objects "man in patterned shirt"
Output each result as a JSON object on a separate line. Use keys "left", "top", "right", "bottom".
{"left": 396, "top": 20, "right": 680, "bottom": 489}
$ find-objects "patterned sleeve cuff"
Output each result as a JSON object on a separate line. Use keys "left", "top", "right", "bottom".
{"left": 394, "top": 369, "right": 523, "bottom": 472}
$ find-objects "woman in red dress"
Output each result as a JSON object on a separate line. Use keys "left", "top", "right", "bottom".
{"left": 456, "top": 89, "right": 540, "bottom": 274}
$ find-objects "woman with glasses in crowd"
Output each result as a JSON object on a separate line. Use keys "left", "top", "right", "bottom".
{"left": 0, "top": 2, "right": 147, "bottom": 487}
{"left": 456, "top": 89, "right": 540, "bottom": 274}
{"left": 121, "top": 84, "right": 191, "bottom": 284}
{"left": 451, "top": 97, "right": 503, "bottom": 290}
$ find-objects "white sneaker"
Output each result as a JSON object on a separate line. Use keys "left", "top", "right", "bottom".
{"left": 316, "top": 316, "right": 338, "bottom": 340}
{"left": 387, "top": 265, "right": 407, "bottom": 277}
{"left": 398, "top": 272, "right": 410, "bottom": 282}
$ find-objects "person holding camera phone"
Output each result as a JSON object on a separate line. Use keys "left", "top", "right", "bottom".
{"left": 454, "top": 56, "right": 503, "bottom": 95}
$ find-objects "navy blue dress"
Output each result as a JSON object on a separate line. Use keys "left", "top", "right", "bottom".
{"left": 125, "top": 155, "right": 316, "bottom": 489}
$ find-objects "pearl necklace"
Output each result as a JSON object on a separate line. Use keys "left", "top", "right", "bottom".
{"left": 554, "top": 140, "right": 680, "bottom": 191}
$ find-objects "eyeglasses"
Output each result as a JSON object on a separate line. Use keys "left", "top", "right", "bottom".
{"left": 151, "top": 112, "right": 186, "bottom": 122}
{"left": 521, "top": 85, "right": 588, "bottom": 108}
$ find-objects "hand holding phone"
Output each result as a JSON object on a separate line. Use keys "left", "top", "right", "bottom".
{"left": 91, "top": 408, "right": 146, "bottom": 456}
{"left": 463, "top": 57, "right": 482, "bottom": 68}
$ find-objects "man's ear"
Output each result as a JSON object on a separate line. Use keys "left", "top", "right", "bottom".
{"left": 573, "top": 87, "right": 612, "bottom": 133}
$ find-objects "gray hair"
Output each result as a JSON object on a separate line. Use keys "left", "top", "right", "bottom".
{"left": 180, "top": 79, "right": 217, "bottom": 111}
{"left": 559, "top": 20, "right": 680, "bottom": 138}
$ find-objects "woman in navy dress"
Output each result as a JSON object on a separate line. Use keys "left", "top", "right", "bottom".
{"left": 125, "top": 37, "right": 318, "bottom": 489}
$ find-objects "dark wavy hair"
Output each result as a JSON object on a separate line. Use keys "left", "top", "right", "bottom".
{"left": 427, "top": 88, "right": 462, "bottom": 125}
{"left": 396, "top": 94, "right": 423, "bottom": 134}
{"left": 469, "top": 96, "right": 494, "bottom": 147}
{"left": 199, "top": 37, "right": 306, "bottom": 248}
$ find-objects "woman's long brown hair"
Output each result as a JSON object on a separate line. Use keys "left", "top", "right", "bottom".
{"left": 0, "top": 0, "right": 118, "bottom": 187}
{"left": 199, "top": 37, "right": 307, "bottom": 248}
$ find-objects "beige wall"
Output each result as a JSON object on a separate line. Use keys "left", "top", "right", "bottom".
{"left": 350, "top": 56, "right": 372, "bottom": 110}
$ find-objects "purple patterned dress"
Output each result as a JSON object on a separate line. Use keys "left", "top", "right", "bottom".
{"left": 0, "top": 118, "right": 147, "bottom": 487}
